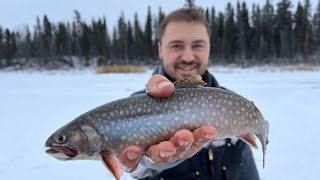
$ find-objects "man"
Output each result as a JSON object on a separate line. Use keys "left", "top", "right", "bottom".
{"left": 119, "top": 8, "right": 259, "bottom": 180}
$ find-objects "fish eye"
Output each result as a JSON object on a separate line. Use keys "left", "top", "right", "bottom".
{"left": 54, "top": 132, "right": 67, "bottom": 144}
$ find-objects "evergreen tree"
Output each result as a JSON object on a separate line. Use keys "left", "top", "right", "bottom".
{"left": 133, "top": 13, "right": 144, "bottom": 62}
{"left": 216, "top": 12, "right": 225, "bottom": 61}
{"left": 3, "top": 29, "right": 11, "bottom": 63}
{"left": 103, "top": 17, "right": 111, "bottom": 60}
{"left": 24, "top": 27, "right": 34, "bottom": 58}
{"left": 80, "top": 24, "right": 91, "bottom": 65}
{"left": 236, "top": 2, "right": 242, "bottom": 58}
{"left": 294, "top": 2, "right": 305, "bottom": 54}
{"left": 55, "top": 22, "right": 69, "bottom": 56}
{"left": 71, "top": 22, "right": 80, "bottom": 56}
{"left": 261, "top": 0, "right": 275, "bottom": 60}
{"left": 3, "top": 29, "right": 17, "bottom": 66}
{"left": 5, "top": 1, "right": 320, "bottom": 68}
{"left": 90, "top": 19, "right": 99, "bottom": 56}
{"left": 12, "top": 32, "right": 17, "bottom": 60}
{"left": 117, "top": 12, "right": 128, "bottom": 62}
{"left": 302, "top": 0, "right": 313, "bottom": 55}
{"left": 95, "top": 17, "right": 111, "bottom": 65}
{"left": 42, "top": 15, "right": 53, "bottom": 59}
{"left": 127, "top": 21, "right": 134, "bottom": 62}
{"left": 205, "top": 8, "right": 210, "bottom": 23}
{"left": 65, "top": 23, "right": 73, "bottom": 56}
{"left": 111, "top": 26, "right": 119, "bottom": 61}
{"left": 222, "top": 3, "right": 237, "bottom": 62}
{"left": 90, "top": 18, "right": 108, "bottom": 58}
{"left": 71, "top": 10, "right": 82, "bottom": 56}
{"left": 158, "top": 7, "right": 166, "bottom": 26}
{"left": 144, "top": 6, "right": 153, "bottom": 60}
{"left": 238, "top": 2, "right": 250, "bottom": 60}
{"left": 14, "top": 31, "right": 26, "bottom": 65}
{"left": 209, "top": 7, "right": 218, "bottom": 60}
{"left": 185, "top": 0, "right": 196, "bottom": 8}
{"left": 153, "top": 7, "right": 165, "bottom": 60}
{"left": 33, "top": 16, "right": 42, "bottom": 59}
{"left": 251, "top": 4, "right": 262, "bottom": 60}
{"left": 314, "top": 0, "right": 320, "bottom": 47}
{"left": 0, "top": 27, "right": 3, "bottom": 61}
{"left": 74, "top": 10, "right": 82, "bottom": 33}
{"left": 275, "top": 0, "right": 293, "bottom": 59}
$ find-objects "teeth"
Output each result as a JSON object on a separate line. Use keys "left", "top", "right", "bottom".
{"left": 178, "top": 66, "right": 195, "bottom": 71}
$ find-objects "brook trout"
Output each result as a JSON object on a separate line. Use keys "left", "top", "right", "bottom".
{"left": 45, "top": 75, "right": 269, "bottom": 180}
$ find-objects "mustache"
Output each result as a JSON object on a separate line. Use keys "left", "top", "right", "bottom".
{"left": 174, "top": 60, "right": 199, "bottom": 68}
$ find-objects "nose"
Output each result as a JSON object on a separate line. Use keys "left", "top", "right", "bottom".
{"left": 181, "top": 47, "right": 195, "bottom": 62}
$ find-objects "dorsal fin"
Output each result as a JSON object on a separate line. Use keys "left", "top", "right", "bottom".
{"left": 173, "top": 75, "right": 207, "bottom": 88}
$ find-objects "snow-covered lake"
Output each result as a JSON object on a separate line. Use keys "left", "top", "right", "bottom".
{"left": 1, "top": 66, "right": 319, "bottom": 180}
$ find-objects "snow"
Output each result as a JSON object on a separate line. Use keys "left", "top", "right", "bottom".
{"left": 1, "top": 66, "right": 320, "bottom": 180}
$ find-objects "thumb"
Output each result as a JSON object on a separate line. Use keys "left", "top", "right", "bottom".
{"left": 146, "top": 74, "right": 175, "bottom": 98}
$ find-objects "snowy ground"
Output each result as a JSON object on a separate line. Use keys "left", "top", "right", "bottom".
{"left": 1, "top": 66, "right": 320, "bottom": 180}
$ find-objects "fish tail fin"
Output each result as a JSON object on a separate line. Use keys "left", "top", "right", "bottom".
{"left": 256, "top": 120, "right": 269, "bottom": 168}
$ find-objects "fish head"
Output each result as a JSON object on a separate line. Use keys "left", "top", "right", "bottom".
{"left": 45, "top": 122, "right": 102, "bottom": 160}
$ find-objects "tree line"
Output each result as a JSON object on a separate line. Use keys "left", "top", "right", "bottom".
{"left": 0, "top": 0, "right": 320, "bottom": 70}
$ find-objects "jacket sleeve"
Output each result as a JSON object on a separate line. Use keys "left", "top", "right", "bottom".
{"left": 130, "top": 157, "right": 184, "bottom": 179}
{"left": 239, "top": 145, "right": 260, "bottom": 180}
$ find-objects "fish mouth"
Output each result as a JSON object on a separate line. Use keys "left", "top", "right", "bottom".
{"left": 45, "top": 146, "right": 78, "bottom": 160}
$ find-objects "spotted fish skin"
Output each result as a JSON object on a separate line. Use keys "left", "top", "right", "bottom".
{"left": 45, "top": 84, "right": 269, "bottom": 180}
{"left": 45, "top": 76, "right": 269, "bottom": 179}
{"left": 73, "top": 87, "right": 268, "bottom": 160}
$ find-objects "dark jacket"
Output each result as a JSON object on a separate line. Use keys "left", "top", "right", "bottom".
{"left": 132, "top": 66, "right": 259, "bottom": 180}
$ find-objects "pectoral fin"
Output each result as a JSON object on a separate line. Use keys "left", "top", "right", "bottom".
{"left": 100, "top": 153, "right": 124, "bottom": 180}
{"left": 239, "top": 133, "right": 258, "bottom": 149}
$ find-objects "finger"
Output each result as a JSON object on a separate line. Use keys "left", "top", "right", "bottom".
{"left": 168, "top": 129, "right": 194, "bottom": 160}
{"left": 118, "top": 146, "right": 142, "bottom": 170}
{"left": 184, "top": 126, "right": 217, "bottom": 158}
{"left": 145, "top": 141, "right": 176, "bottom": 163}
{"left": 193, "top": 126, "right": 217, "bottom": 143}
{"left": 146, "top": 74, "right": 175, "bottom": 98}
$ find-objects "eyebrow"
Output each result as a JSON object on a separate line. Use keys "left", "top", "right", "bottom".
{"left": 168, "top": 40, "right": 183, "bottom": 44}
{"left": 193, "top": 40, "right": 207, "bottom": 44}
{"left": 168, "top": 40, "right": 207, "bottom": 44}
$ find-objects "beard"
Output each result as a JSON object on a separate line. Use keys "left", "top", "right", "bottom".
{"left": 174, "top": 60, "right": 200, "bottom": 78}
{"left": 162, "top": 58, "right": 207, "bottom": 81}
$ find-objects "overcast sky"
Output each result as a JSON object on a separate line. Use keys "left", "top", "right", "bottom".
{"left": 0, "top": 0, "right": 318, "bottom": 31}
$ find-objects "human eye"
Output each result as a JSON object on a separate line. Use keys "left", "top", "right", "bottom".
{"left": 170, "top": 44, "right": 182, "bottom": 49}
{"left": 193, "top": 43, "right": 204, "bottom": 49}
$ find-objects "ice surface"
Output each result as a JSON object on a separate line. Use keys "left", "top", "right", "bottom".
{"left": 1, "top": 66, "right": 319, "bottom": 180}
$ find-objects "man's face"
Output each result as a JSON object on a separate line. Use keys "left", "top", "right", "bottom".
{"left": 158, "top": 21, "right": 210, "bottom": 80}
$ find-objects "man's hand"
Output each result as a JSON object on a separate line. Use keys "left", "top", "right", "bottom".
{"left": 118, "top": 74, "right": 217, "bottom": 170}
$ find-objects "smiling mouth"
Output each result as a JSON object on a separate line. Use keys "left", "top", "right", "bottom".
{"left": 177, "top": 64, "right": 197, "bottom": 70}
{"left": 178, "top": 66, "right": 195, "bottom": 71}
{"left": 177, "top": 65, "right": 198, "bottom": 75}
{"left": 45, "top": 146, "right": 78, "bottom": 159}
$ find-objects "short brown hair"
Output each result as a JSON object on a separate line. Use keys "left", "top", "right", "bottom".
{"left": 158, "top": 8, "right": 210, "bottom": 43}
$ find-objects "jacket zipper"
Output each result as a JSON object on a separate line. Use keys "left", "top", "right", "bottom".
{"left": 208, "top": 143, "right": 214, "bottom": 175}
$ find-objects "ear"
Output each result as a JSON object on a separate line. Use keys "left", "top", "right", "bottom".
{"left": 158, "top": 42, "right": 163, "bottom": 60}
